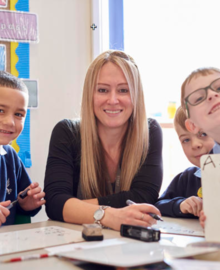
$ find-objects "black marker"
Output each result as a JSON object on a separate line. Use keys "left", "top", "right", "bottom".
{"left": 126, "top": 199, "right": 163, "bottom": 222}
{"left": 6, "top": 188, "right": 30, "bottom": 210}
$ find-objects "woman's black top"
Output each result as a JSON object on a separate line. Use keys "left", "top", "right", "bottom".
{"left": 44, "top": 118, "right": 163, "bottom": 221}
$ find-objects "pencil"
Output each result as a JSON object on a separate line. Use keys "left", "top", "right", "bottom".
{"left": 126, "top": 199, "right": 163, "bottom": 221}
{"left": 3, "top": 253, "right": 54, "bottom": 263}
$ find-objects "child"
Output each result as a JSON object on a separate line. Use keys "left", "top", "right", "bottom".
{"left": 0, "top": 71, "right": 45, "bottom": 226}
{"left": 155, "top": 107, "right": 215, "bottom": 218}
{"left": 181, "top": 67, "right": 220, "bottom": 227}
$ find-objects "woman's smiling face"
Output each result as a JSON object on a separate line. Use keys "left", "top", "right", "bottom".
{"left": 93, "top": 62, "right": 133, "bottom": 132}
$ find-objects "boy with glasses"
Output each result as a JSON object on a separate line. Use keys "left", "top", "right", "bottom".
{"left": 181, "top": 67, "right": 220, "bottom": 227}
{"left": 155, "top": 107, "right": 214, "bottom": 220}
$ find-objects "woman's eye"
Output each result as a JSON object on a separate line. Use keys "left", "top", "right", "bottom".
{"left": 119, "top": 89, "right": 128, "bottom": 93}
{"left": 182, "top": 138, "right": 190, "bottom": 143}
{"left": 0, "top": 109, "right": 4, "bottom": 113}
{"left": 98, "top": 88, "right": 108, "bottom": 93}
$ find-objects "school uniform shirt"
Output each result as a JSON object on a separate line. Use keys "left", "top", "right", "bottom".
{"left": 155, "top": 167, "right": 201, "bottom": 218}
{"left": 44, "top": 118, "right": 163, "bottom": 222}
{"left": 0, "top": 145, "right": 41, "bottom": 225}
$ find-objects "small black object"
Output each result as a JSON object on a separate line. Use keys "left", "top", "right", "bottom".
{"left": 120, "top": 224, "right": 160, "bottom": 242}
{"left": 20, "top": 188, "right": 30, "bottom": 199}
{"left": 82, "top": 232, "right": 103, "bottom": 241}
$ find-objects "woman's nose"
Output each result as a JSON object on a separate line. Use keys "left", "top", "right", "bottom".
{"left": 107, "top": 91, "right": 119, "bottom": 104}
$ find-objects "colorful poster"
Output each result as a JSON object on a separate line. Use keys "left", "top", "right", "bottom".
{"left": 0, "top": 10, "right": 38, "bottom": 43}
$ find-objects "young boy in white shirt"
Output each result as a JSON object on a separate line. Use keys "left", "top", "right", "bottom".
{"left": 0, "top": 71, "right": 45, "bottom": 226}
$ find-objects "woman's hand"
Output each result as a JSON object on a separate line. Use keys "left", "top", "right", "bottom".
{"left": 18, "top": 182, "right": 46, "bottom": 211}
{"left": 199, "top": 210, "right": 206, "bottom": 229}
{"left": 102, "top": 203, "right": 161, "bottom": 231}
{"left": 0, "top": 201, "right": 11, "bottom": 226}
{"left": 180, "top": 196, "right": 203, "bottom": 217}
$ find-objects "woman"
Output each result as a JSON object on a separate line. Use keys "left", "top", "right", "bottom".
{"left": 44, "top": 50, "right": 163, "bottom": 231}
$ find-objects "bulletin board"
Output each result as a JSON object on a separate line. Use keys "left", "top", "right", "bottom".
{"left": 0, "top": 0, "right": 38, "bottom": 168}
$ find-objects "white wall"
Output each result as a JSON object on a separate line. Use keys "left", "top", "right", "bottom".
{"left": 28, "top": 0, "right": 92, "bottom": 222}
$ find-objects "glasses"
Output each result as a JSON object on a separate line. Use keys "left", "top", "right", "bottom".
{"left": 185, "top": 77, "right": 220, "bottom": 117}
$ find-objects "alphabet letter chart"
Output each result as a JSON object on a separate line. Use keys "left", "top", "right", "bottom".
{"left": 201, "top": 154, "right": 220, "bottom": 242}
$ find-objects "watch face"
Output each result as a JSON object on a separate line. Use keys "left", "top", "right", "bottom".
{"left": 94, "top": 209, "right": 104, "bottom": 221}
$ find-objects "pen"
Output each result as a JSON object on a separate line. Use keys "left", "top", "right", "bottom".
{"left": 3, "top": 253, "right": 54, "bottom": 263}
{"left": 6, "top": 188, "right": 30, "bottom": 210}
{"left": 126, "top": 199, "right": 163, "bottom": 221}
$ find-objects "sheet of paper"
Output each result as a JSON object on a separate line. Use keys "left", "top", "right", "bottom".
{"left": 167, "top": 259, "right": 220, "bottom": 270}
{"left": 57, "top": 242, "right": 217, "bottom": 268}
{"left": 201, "top": 154, "right": 220, "bottom": 242}
{"left": 0, "top": 226, "right": 83, "bottom": 255}
{"left": 46, "top": 238, "right": 131, "bottom": 254}
{"left": 152, "top": 217, "right": 204, "bottom": 237}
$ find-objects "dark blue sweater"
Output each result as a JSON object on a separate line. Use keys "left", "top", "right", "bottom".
{"left": 0, "top": 145, "right": 40, "bottom": 225}
{"left": 155, "top": 167, "right": 201, "bottom": 218}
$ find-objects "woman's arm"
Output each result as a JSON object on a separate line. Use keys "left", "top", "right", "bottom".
{"left": 63, "top": 197, "right": 160, "bottom": 231}
{"left": 98, "top": 119, "right": 163, "bottom": 208}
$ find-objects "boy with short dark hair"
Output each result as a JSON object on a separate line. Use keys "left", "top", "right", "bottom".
{"left": 155, "top": 107, "right": 214, "bottom": 218}
{"left": 0, "top": 71, "right": 45, "bottom": 226}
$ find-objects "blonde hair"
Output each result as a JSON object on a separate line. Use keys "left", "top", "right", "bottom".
{"left": 80, "top": 50, "right": 148, "bottom": 199}
{"left": 174, "top": 106, "right": 187, "bottom": 132}
{"left": 181, "top": 67, "right": 220, "bottom": 110}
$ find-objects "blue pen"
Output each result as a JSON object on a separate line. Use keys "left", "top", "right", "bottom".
{"left": 126, "top": 199, "right": 163, "bottom": 221}
{"left": 6, "top": 188, "right": 30, "bottom": 210}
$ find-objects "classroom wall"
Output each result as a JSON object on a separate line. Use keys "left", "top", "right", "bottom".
{"left": 28, "top": 0, "right": 92, "bottom": 222}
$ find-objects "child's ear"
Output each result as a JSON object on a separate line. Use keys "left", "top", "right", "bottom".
{"left": 185, "top": 119, "right": 200, "bottom": 134}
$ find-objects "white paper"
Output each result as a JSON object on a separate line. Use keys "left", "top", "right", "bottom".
{"left": 201, "top": 154, "right": 220, "bottom": 242}
{"left": 167, "top": 259, "right": 220, "bottom": 270}
{"left": 152, "top": 217, "right": 204, "bottom": 237}
{"left": 57, "top": 242, "right": 217, "bottom": 267}
{"left": 0, "top": 226, "right": 83, "bottom": 255}
{"left": 46, "top": 238, "right": 130, "bottom": 254}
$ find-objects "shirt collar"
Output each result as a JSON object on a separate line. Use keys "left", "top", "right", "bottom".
{"left": 212, "top": 142, "right": 220, "bottom": 154}
{"left": 0, "top": 145, "right": 7, "bottom": 155}
{"left": 194, "top": 167, "right": 201, "bottom": 178}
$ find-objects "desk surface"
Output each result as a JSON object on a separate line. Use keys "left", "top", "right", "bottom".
{"left": 0, "top": 220, "right": 219, "bottom": 270}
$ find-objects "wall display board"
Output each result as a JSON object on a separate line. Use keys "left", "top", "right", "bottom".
{"left": 0, "top": 0, "right": 39, "bottom": 167}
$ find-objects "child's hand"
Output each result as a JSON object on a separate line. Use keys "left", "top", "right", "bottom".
{"left": 18, "top": 182, "right": 46, "bottom": 211}
{"left": 199, "top": 210, "right": 206, "bottom": 228}
{"left": 0, "top": 201, "right": 11, "bottom": 226}
{"left": 180, "top": 196, "right": 203, "bottom": 217}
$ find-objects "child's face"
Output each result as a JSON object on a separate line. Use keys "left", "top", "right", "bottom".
{"left": 0, "top": 86, "right": 28, "bottom": 145}
{"left": 176, "top": 124, "right": 215, "bottom": 167}
{"left": 184, "top": 72, "right": 220, "bottom": 138}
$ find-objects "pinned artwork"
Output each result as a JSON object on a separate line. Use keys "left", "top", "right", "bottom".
{"left": 0, "top": 44, "right": 6, "bottom": 70}
{"left": 0, "top": 10, "right": 38, "bottom": 43}
{"left": 22, "top": 79, "right": 39, "bottom": 108}
{"left": 201, "top": 154, "right": 220, "bottom": 242}
{"left": 0, "top": 0, "right": 7, "bottom": 8}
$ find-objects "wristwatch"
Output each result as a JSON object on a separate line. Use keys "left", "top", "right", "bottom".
{"left": 93, "top": 206, "right": 110, "bottom": 226}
